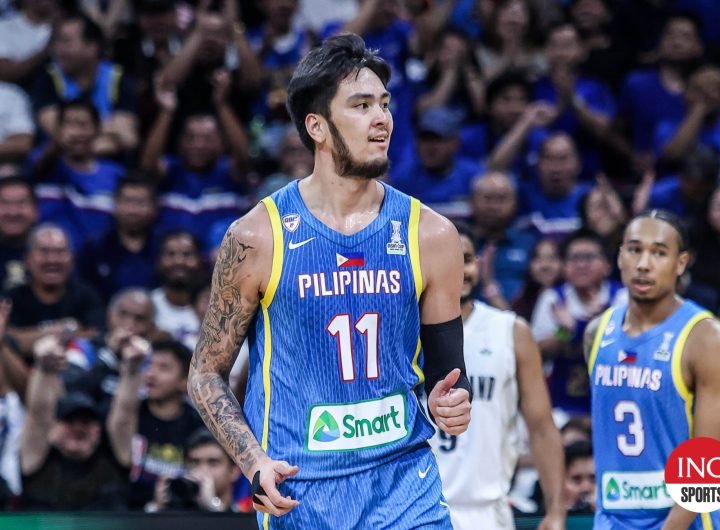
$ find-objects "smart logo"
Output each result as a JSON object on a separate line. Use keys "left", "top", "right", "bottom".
{"left": 606, "top": 478, "right": 621, "bottom": 502}
{"left": 312, "top": 411, "right": 340, "bottom": 442}
{"left": 307, "top": 394, "right": 408, "bottom": 451}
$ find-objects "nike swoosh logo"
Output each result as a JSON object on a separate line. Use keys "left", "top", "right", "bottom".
{"left": 418, "top": 465, "right": 431, "bottom": 479}
{"left": 600, "top": 339, "right": 615, "bottom": 347}
{"left": 288, "top": 237, "right": 315, "bottom": 250}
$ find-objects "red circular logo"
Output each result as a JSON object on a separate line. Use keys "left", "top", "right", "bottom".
{"left": 665, "top": 437, "right": 720, "bottom": 513}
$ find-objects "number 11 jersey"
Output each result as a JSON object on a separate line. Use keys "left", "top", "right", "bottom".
{"left": 244, "top": 180, "right": 434, "bottom": 480}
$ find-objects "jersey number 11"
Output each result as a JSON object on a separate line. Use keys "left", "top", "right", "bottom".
{"left": 327, "top": 313, "right": 380, "bottom": 382}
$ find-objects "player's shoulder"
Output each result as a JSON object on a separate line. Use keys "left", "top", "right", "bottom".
{"left": 219, "top": 203, "right": 275, "bottom": 269}
{"left": 684, "top": 314, "right": 720, "bottom": 354}
{"left": 418, "top": 204, "right": 459, "bottom": 245}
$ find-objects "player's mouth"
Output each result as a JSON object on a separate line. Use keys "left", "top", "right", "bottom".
{"left": 631, "top": 277, "right": 654, "bottom": 293}
{"left": 368, "top": 134, "right": 389, "bottom": 145}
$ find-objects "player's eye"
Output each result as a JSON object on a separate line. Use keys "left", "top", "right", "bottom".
{"left": 356, "top": 102, "right": 369, "bottom": 109}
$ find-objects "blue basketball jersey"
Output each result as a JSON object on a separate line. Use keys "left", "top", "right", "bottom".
{"left": 243, "top": 180, "right": 434, "bottom": 481}
{"left": 589, "top": 299, "right": 719, "bottom": 530}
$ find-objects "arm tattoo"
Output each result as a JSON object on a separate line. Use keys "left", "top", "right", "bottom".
{"left": 189, "top": 230, "right": 263, "bottom": 474}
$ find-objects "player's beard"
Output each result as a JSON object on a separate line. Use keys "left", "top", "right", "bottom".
{"left": 327, "top": 119, "right": 389, "bottom": 180}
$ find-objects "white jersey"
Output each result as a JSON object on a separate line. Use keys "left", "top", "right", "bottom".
{"left": 430, "top": 301, "right": 520, "bottom": 512}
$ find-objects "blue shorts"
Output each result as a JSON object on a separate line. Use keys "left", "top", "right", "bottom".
{"left": 256, "top": 445, "right": 452, "bottom": 530}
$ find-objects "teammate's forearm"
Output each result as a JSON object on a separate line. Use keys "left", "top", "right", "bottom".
{"left": 662, "top": 504, "right": 698, "bottom": 530}
{"left": 188, "top": 371, "right": 266, "bottom": 477}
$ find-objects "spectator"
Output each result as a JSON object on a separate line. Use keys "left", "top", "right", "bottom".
{"left": 5, "top": 224, "right": 104, "bottom": 357}
{"left": 415, "top": 30, "right": 485, "bottom": 120}
{"left": 141, "top": 73, "right": 250, "bottom": 243}
{"left": 78, "top": 177, "right": 160, "bottom": 303}
{"left": 656, "top": 65, "right": 720, "bottom": 165}
{"left": 475, "top": 0, "right": 546, "bottom": 82}
{"left": 687, "top": 186, "right": 720, "bottom": 313}
{"left": 31, "top": 99, "right": 125, "bottom": 249}
{"left": 616, "top": 14, "right": 703, "bottom": 168}
{"left": 560, "top": 417, "right": 592, "bottom": 446}
{"left": 0, "top": 0, "right": 57, "bottom": 87}
{"left": 579, "top": 174, "right": 628, "bottom": 267}
{"left": 534, "top": 22, "right": 616, "bottom": 179}
{"left": 32, "top": 13, "right": 138, "bottom": 157}
{"left": 151, "top": 231, "right": 204, "bottom": 348}
{"left": 0, "top": 82, "right": 35, "bottom": 164}
{"left": 511, "top": 238, "right": 563, "bottom": 322}
{"left": 0, "top": 177, "right": 38, "bottom": 291}
{"left": 531, "top": 229, "right": 625, "bottom": 416}
{"left": 0, "top": 299, "right": 28, "bottom": 502}
{"left": 107, "top": 338, "right": 203, "bottom": 509}
{"left": 21, "top": 335, "right": 129, "bottom": 510}
{"left": 254, "top": 126, "right": 313, "bottom": 199}
{"left": 65, "top": 288, "right": 159, "bottom": 417}
{"left": 149, "top": 428, "right": 241, "bottom": 512}
{"left": 470, "top": 170, "right": 536, "bottom": 304}
{"left": 478, "top": 69, "right": 556, "bottom": 176}
{"left": 391, "top": 106, "right": 484, "bottom": 219}
{"left": 563, "top": 441, "right": 596, "bottom": 514}
{"left": 518, "top": 134, "right": 590, "bottom": 240}
{"left": 634, "top": 144, "right": 720, "bottom": 220}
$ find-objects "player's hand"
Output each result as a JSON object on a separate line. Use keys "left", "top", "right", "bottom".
{"left": 538, "top": 510, "right": 566, "bottom": 530}
{"left": 428, "top": 368, "right": 471, "bottom": 436}
{"left": 250, "top": 457, "right": 300, "bottom": 516}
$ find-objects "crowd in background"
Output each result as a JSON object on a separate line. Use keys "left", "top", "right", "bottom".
{"left": 0, "top": 0, "right": 719, "bottom": 516}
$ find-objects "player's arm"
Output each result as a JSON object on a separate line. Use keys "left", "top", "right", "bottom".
{"left": 419, "top": 207, "right": 472, "bottom": 435}
{"left": 662, "top": 318, "right": 720, "bottom": 530}
{"left": 187, "top": 204, "right": 299, "bottom": 516}
{"left": 583, "top": 314, "right": 603, "bottom": 364}
{"left": 515, "top": 317, "right": 567, "bottom": 529}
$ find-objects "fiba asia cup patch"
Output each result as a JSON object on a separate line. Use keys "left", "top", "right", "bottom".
{"left": 665, "top": 437, "right": 720, "bottom": 513}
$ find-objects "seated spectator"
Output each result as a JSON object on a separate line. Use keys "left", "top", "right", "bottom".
{"left": 0, "top": 176, "right": 38, "bottom": 291}
{"left": 634, "top": 145, "right": 720, "bottom": 220}
{"left": 534, "top": 22, "right": 616, "bottom": 180}
{"left": 141, "top": 74, "right": 250, "bottom": 244}
{"left": 579, "top": 174, "right": 627, "bottom": 268}
{"left": 0, "top": 82, "right": 35, "bottom": 164}
{"left": 0, "top": 299, "right": 27, "bottom": 502}
{"left": 149, "top": 428, "right": 242, "bottom": 512}
{"left": 65, "top": 288, "right": 159, "bottom": 417}
{"left": 415, "top": 30, "right": 485, "bottom": 121}
{"left": 473, "top": 69, "right": 555, "bottom": 177}
{"left": 531, "top": 229, "right": 625, "bottom": 416}
{"left": 151, "top": 231, "right": 204, "bottom": 348}
{"left": 78, "top": 177, "right": 160, "bottom": 303}
{"left": 107, "top": 338, "right": 203, "bottom": 509}
{"left": 560, "top": 417, "right": 592, "bottom": 446}
{"left": 391, "top": 106, "right": 484, "bottom": 219}
{"left": 31, "top": 99, "right": 125, "bottom": 249}
{"left": 474, "top": 0, "right": 546, "bottom": 82}
{"left": 511, "top": 238, "right": 563, "bottom": 322}
{"left": 5, "top": 224, "right": 104, "bottom": 357}
{"left": 0, "top": 0, "right": 56, "bottom": 87}
{"left": 687, "top": 186, "right": 720, "bottom": 314}
{"left": 615, "top": 14, "right": 703, "bottom": 167}
{"left": 563, "top": 441, "right": 596, "bottom": 514}
{"left": 470, "top": 170, "right": 536, "bottom": 304}
{"left": 517, "top": 134, "right": 591, "bottom": 240}
{"left": 655, "top": 66, "right": 720, "bottom": 167}
{"left": 32, "top": 13, "right": 138, "bottom": 157}
{"left": 255, "top": 126, "right": 313, "bottom": 199}
{"left": 21, "top": 335, "right": 129, "bottom": 510}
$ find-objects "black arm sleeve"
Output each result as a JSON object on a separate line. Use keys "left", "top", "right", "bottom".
{"left": 420, "top": 316, "right": 473, "bottom": 401}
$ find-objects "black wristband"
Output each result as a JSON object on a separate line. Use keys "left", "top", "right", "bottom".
{"left": 420, "top": 316, "right": 473, "bottom": 402}
{"left": 251, "top": 470, "right": 267, "bottom": 505}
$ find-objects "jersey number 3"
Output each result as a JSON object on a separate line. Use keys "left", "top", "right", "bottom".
{"left": 614, "top": 400, "right": 645, "bottom": 456}
{"left": 327, "top": 313, "right": 380, "bottom": 382}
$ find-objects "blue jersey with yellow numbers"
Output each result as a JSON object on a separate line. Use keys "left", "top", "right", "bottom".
{"left": 589, "top": 299, "right": 720, "bottom": 530}
{"left": 243, "top": 180, "right": 434, "bottom": 480}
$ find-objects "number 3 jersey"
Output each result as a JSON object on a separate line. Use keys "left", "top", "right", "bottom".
{"left": 589, "top": 299, "right": 719, "bottom": 530}
{"left": 243, "top": 180, "right": 434, "bottom": 480}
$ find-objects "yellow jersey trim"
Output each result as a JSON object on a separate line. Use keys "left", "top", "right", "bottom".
{"left": 587, "top": 307, "right": 615, "bottom": 375}
{"left": 260, "top": 197, "right": 284, "bottom": 308}
{"left": 671, "top": 311, "right": 712, "bottom": 436}
{"left": 408, "top": 198, "right": 424, "bottom": 384}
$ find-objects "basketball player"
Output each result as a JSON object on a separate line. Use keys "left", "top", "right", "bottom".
{"left": 430, "top": 224, "right": 566, "bottom": 530}
{"left": 585, "top": 210, "right": 720, "bottom": 529}
{"left": 187, "top": 34, "right": 472, "bottom": 529}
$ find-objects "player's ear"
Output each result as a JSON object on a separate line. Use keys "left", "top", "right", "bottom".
{"left": 305, "top": 114, "right": 326, "bottom": 145}
{"left": 676, "top": 250, "right": 690, "bottom": 276}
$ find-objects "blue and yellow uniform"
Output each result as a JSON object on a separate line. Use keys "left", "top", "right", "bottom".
{"left": 589, "top": 299, "right": 720, "bottom": 530}
{"left": 244, "top": 181, "right": 451, "bottom": 529}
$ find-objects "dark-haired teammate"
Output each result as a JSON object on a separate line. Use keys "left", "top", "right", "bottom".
{"left": 586, "top": 210, "right": 720, "bottom": 530}
{"left": 188, "top": 34, "right": 472, "bottom": 529}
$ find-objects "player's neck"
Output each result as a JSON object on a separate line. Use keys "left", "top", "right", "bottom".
{"left": 624, "top": 294, "right": 682, "bottom": 335}
{"left": 461, "top": 299, "right": 474, "bottom": 321}
{"left": 299, "top": 171, "right": 384, "bottom": 228}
